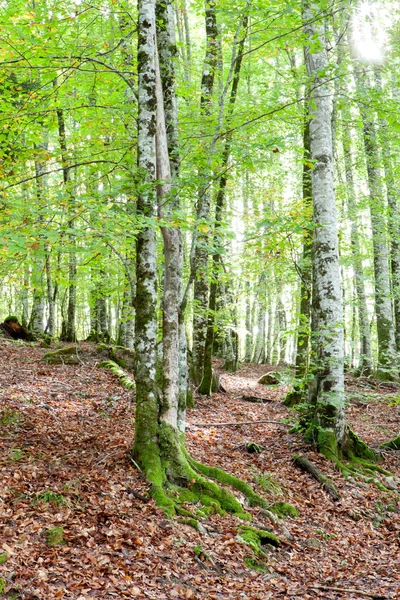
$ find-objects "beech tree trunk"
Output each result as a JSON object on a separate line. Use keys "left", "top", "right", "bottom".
{"left": 374, "top": 68, "right": 400, "bottom": 354}
{"left": 191, "top": 0, "right": 219, "bottom": 386}
{"left": 295, "top": 115, "right": 312, "bottom": 378}
{"left": 57, "top": 105, "right": 77, "bottom": 342}
{"left": 341, "top": 107, "right": 372, "bottom": 375}
{"left": 303, "top": 0, "right": 346, "bottom": 452}
{"left": 353, "top": 66, "right": 398, "bottom": 380}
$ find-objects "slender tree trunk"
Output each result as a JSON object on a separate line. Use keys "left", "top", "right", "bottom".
{"left": 252, "top": 273, "right": 267, "bottom": 364}
{"left": 303, "top": 1, "right": 346, "bottom": 454}
{"left": 374, "top": 68, "right": 400, "bottom": 354}
{"left": 30, "top": 143, "right": 48, "bottom": 335}
{"left": 191, "top": 0, "right": 219, "bottom": 385}
{"left": 295, "top": 116, "right": 312, "bottom": 378}
{"left": 353, "top": 66, "right": 398, "bottom": 380}
{"left": 21, "top": 264, "right": 30, "bottom": 329}
{"left": 57, "top": 105, "right": 77, "bottom": 342}
{"left": 341, "top": 108, "right": 372, "bottom": 375}
{"left": 44, "top": 244, "right": 55, "bottom": 336}
{"left": 199, "top": 14, "right": 248, "bottom": 394}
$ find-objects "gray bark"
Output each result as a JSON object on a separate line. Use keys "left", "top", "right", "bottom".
{"left": 353, "top": 66, "right": 398, "bottom": 379}
{"left": 303, "top": 1, "right": 345, "bottom": 444}
{"left": 374, "top": 68, "right": 400, "bottom": 354}
{"left": 341, "top": 108, "right": 373, "bottom": 374}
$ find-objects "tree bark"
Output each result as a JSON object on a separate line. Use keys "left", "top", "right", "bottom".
{"left": 341, "top": 107, "right": 372, "bottom": 375}
{"left": 353, "top": 66, "right": 398, "bottom": 380}
{"left": 303, "top": 0, "right": 346, "bottom": 453}
{"left": 191, "top": 0, "right": 219, "bottom": 386}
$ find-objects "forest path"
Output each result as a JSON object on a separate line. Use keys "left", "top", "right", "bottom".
{"left": 0, "top": 340, "right": 399, "bottom": 599}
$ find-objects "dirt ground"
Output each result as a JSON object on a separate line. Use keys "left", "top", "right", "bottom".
{"left": 0, "top": 340, "right": 399, "bottom": 599}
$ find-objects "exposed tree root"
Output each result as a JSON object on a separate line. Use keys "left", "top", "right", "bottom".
{"left": 98, "top": 360, "right": 135, "bottom": 390}
{"left": 300, "top": 422, "right": 395, "bottom": 490}
{"left": 132, "top": 422, "right": 299, "bottom": 544}
{"left": 380, "top": 434, "right": 400, "bottom": 450}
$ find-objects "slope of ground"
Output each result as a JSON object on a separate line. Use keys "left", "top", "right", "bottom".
{"left": 0, "top": 340, "right": 399, "bottom": 599}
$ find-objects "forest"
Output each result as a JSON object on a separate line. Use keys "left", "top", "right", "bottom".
{"left": 0, "top": 0, "right": 399, "bottom": 598}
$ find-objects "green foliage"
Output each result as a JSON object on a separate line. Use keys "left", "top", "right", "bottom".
{"left": 253, "top": 471, "right": 283, "bottom": 496}
{"left": 0, "top": 408, "right": 21, "bottom": 429}
{"left": 34, "top": 490, "right": 68, "bottom": 506}
{"left": 0, "top": 552, "right": 8, "bottom": 564}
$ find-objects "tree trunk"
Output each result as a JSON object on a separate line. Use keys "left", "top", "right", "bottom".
{"left": 57, "top": 105, "right": 77, "bottom": 342}
{"left": 341, "top": 107, "right": 373, "bottom": 375}
{"left": 191, "top": 0, "right": 219, "bottom": 386}
{"left": 374, "top": 68, "right": 400, "bottom": 355}
{"left": 295, "top": 115, "right": 312, "bottom": 378}
{"left": 199, "top": 14, "right": 248, "bottom": 394}
{"left": 353, "top": 66, "right": 398, "bottom": 380}
{"left": 303, "top": 0, "right": 346, "bottom": 455}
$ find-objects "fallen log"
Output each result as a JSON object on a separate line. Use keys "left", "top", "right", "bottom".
{"left": 191, "top": 419, "right": 290, "bottom": 428}
{"left": 241, "top": 395, "right": 273, "bottom": 404}
{"left": 293, "top": 454, "right": 340, "bottom": 502}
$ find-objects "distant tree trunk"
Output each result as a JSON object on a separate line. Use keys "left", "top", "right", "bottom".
{"left": 199, "top": 14, "right": 247, "bottom": 393}
{"left": 252, "top": 273, "right": 267, "bottom": 364}
{"left": 244, "top": 279, "right": 252, "bottom": 362}
{"left": 266, "top": 289, "right": 273, "bottom": 363}
{"left": 57, "top": 105, "right": 77, "bottom": 342}
{"left": 303, "top": 0, "right": 346, "bottom": 456}
{"left": 374, "top": 68, "right": 400, "bottom": 354}
{"left": 353, "top": 66, "right": 398, "bottom": 380}
{"left": 21, "top": 265, "right": 30, "bottom": 329}
{"left": 277, "top": 294, "right": 287, "bottom": 365}
{"left": 295, "top": 116, "right": 312, "bottom": 378}
{"left": 341, "top": 108, "right": 372, "bottom": 375}
{"left": 118, "top": 283, "right": 135, "bottom": 349}
{"left": 44, "top": 244, "right": 55, "bottom": 337}
{"left": 191, "top": 0, "right": 219, "bottom": 386}
{"left": 30, "top": 142, "right": 48, "bottom": 336}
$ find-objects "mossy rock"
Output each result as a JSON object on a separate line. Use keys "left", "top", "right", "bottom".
{"left": 258, "top": 372, "right": 280, "bottom": 385}
{"left": 44, "top": 526, "right": 64, "bottom": 546}
{"left": 96, "top": 344, "right": 135, "bottom": 371}
{"left": 43, "top": 346, "right": 79, "bottom": 364}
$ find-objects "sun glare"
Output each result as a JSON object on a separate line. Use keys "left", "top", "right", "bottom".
{"left": 352, "top": 1, "right": 388, "bottom": 63}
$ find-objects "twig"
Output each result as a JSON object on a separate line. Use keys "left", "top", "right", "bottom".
{"left": 191, "top": 419, "right": 290, "bottom": 427}
{"left": 125, "top": 487, "right": 149, "bottom": 503}
{"left": 310, "top": 585, "right": 388, "bottom": 599}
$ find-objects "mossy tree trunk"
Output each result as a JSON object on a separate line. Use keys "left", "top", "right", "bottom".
{"left": 199, "top": 15, "right": 247, "bottom": 394}
{"left": 341, "top": 105, "right": 372, "bottom": 375}
{"left": 132, "top": 0, "right": 280, "bottom": 520}
{"left": 353, "top": 65, "right": 398, "bottom": 380}
{"left": 191, "top": 0, "right": 219, "bottom": 386}
{"left": 294, "top": 114, "right": 312, "bottom": 379}
{"left": 303, "top": 0, "right": 346, "bottom": 456}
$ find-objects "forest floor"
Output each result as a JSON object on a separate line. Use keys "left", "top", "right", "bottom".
{"left": 0, "top": 339, "right": 399, "bottom": 600}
